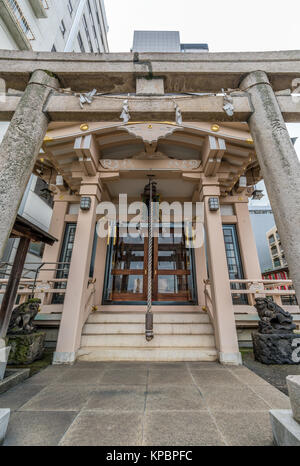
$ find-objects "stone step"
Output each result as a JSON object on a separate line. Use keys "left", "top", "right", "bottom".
{"left": 83, "top": 322, "right": 214, "bottom": 335}
{"left": 77, "top": 346, "right": 218, "bottom": 362}
{"left": 80, "top": 333, "right": 216, "bottom": 348}
{"left": 88, "top": 312, "right": 211, "bottom": 324}
{"left": 96, "top": 306, "right": 201, "bottom": 313}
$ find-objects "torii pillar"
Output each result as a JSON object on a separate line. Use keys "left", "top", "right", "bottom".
{"left": 0, "top": 70, "right": 59, "bottom": 260}
{"left": 0, "top": 70, "right": 59, "bottom": 353}
{"left": 240, "top": 71, "right": 300, "bottom": 304}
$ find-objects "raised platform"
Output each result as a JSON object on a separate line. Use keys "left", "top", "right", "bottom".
{"left": 270, "top": 410, "right": 300, "bottom": 446}
{"left": 0, "top": 369, "right": 30, "bottom": 395}
{"left": 78, "top": 346, "right": 218, "bottom": 362}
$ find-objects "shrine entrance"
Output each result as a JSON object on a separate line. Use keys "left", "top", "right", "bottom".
{"left": 103, "top": 224, "right": 197, "bottom": 305}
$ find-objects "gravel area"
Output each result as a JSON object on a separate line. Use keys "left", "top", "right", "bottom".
{"left": 242, "top": 349, "right": 300, "bottom": 396}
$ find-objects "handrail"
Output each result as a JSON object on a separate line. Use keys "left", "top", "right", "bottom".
{"left": 229, "top": 278, "right": 297, "bottom": 307}
{"left": 203, "top": 279, "right": 215, "bottom": 326}
{"left": 0, "top": 261, "right": 72, "bottom": 308}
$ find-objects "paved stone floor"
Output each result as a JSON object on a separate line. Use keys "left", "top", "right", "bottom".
{"left": 0, "top": 361, "right": 291, "bottom": 446}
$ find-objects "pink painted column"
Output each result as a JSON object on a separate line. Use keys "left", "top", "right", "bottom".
{"left": 235, "top": 201, "right": 261, "bottom": 280}
{"left": 194, "top": 245, "right": 207, "bottom": 306}
{"left": 201, "top": 179, "right": 241, "bottom": 365}
{"left": 53, "top": 179, "right": 101, "bottom": 364}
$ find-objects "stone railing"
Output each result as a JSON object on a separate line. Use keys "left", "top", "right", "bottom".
{"left": 229, "top": 279, "right": 297, "bottom": 307}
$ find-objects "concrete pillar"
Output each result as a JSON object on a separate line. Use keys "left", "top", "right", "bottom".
{"left": 0, "top": 70, "right": 59, "bottom": 259}
{"left": 240, "top": 71, "right": 300, "bottom": 304}
{"left": 201, "top": 179, "right": 241, "bottom": 365}
{"left": 53, "top": 179, "right": 101, "bottom": 364}
{"left": 235, "top": 201, "right": 261, "bottom": 280}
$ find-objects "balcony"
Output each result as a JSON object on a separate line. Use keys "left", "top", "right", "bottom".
{"left": 0, "top": 0, "right": 33, "bottom": 50}
{"left": 28, "top": 0, "right": 48, "bottom": 18}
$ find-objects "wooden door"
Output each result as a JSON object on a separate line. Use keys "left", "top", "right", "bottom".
{"left": 152, "top": 225, "right": 192, "bottom": 302}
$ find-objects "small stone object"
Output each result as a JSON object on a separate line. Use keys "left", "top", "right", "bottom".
{"left": 7, "top": 332, "right": 46, "bottom": 365}
{"left": 255, "top": 298, "right": 296, "bottom": 334}
{"left": 8, "top": 299, "right": 41, "bottom": 335}
{"left": 0, "top": 346, "right": 10, "bottom": 381}
{"left": 6, "top": 299, "right": 46, "bottom": 365}
{"left": 287, "top": 375, "right": 300, "bottom": 423}
{"left": 252, "top": 298, "right": 299, "bottom": 365}
{"left": 0, "top": 409, "right": 10, "bottom": 445}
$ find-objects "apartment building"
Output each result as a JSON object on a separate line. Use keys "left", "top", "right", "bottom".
{"left": 0, "top": 0, "right": 109, "bottom": 52}
{"left": 0, "top": 0, "right": 109, "bottom": 275}
{"left": 267, "top": 226, "right": 288, "bottom": 270}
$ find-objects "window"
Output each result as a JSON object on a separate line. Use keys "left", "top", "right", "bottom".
{"left": 83, "top": 14, "right": 93, "bottom": 52}
{"left": 77, "top": 32, "right": 85, "bottom": 53}
{"left": 268, "top": 234, "right": 275, "bottom": 244}
{"left": 274, "top": 258, "right": 281, "bottom": 268}
{"left": 223, "top": 225, "right": 247, "bottom": 305}
{"left": 52, "top": 223, "right": 77, "bottom": 304}
{"left": 60, "top": 20, "right": 66, "bottom": 38}
{"left": 7, "top": 0, "right": 34, "bottom": 39}
{"left": 29, "top": 242, "right": 45, "bottom": 258}
{"left": 34, "top": 177, "right": 53, "bottom": 208}
{"left": 67, "top": 0, "right": 73, "bottom": 16}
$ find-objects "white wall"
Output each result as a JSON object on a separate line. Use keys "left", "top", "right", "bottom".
{"left": 0, "top": 0, "right": 108, "bottom": 52}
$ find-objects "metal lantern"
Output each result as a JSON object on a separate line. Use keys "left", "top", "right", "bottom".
{"left": 80, "top": 196, "right": 92, "bottom": 211}
{"left": 208, "top": 197, "right": 220, "bottom": 211}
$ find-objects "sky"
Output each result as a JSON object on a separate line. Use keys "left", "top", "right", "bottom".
{"left": 105, "top": 0, "right": 300, "bottom": 207}
{"left": 105, "top": 0, "right": 300, "bottom": 53}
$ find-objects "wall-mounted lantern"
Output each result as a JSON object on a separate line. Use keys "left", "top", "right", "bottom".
{"left": 239, "top": 176, "right": 247, "bottom": 188}
{"left": 80, "top": 197, "right": 92, "bottom": 211}
{"left": 208, "top": 197, "right": 220, "bottom": 211}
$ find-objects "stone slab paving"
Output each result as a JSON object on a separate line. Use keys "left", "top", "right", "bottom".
{"left": 0, "top": 361, "right": 291, "bottom": 446}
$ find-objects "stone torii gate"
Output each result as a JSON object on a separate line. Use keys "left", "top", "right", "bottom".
{"left": 0, "top": 50, "right": 300, "bottom": 355}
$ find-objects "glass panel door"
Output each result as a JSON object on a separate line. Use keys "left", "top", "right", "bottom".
{"left": 103, "top": 224, "right": 197, "bottom": 304}
{"left": 153, "top": 225, "right": 194, "bottom": 302}
{"left": 109, "top": 228, "right": 147, "bottom": 302}
{"left": 222, "top": 225, "right": 247, "bottom": 305}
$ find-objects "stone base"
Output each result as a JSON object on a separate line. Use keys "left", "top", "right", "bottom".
{"left": 270, "top": 410, "right": 300, "bottom": 446}
{"left": 252, "top": 332, "right": 300, "bottom": 364}
{"left": 0, "top": 347, "right": 11, "bottom": 381}
{"left": 0, "top": 369, "right": 30, "bottom": 395}
{"left": 7, "top": 332, "right": 46, "bottom": 365}
{"left": 53, "top": 351, "right": 77, "bottom": 365}
{"left": 219, "top": 351, "right": 242, "bottom": 366}
{"left": 287, "top": 375, "right": 300, "bottom": 423}
{"left": 0, "top": 409, "right": 10, "bottom": 446}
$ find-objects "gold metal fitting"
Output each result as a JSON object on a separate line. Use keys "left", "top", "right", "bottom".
{"left": 211, "top": 124, "right": 220, "bottom": 132}
{"left": 80, "top": 124, "right": 89, "bottom": 131}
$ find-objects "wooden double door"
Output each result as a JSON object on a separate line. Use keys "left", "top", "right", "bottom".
{"left": 108, "top": 225, "right": 195, "bottom": 303}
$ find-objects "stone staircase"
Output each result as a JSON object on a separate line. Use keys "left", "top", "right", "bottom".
{"left": 78, "top": 310, "right": 218, "bottom": 361}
